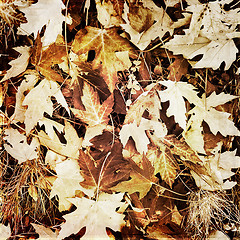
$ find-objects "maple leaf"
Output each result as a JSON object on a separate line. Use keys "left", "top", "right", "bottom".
{"left": 192, "top": 146, "right": 240, "bottom": 191}
{"left": 164, "top": 1, "right": 240, "bottom": 70}
{"left": 38, "top": 121, "right": 82, "bottom": 159}
{"left": 11, "top": 71, "right": 39, "bottom": 123}
{"left": 120, "top": 117, "right": 167, "bottom": 154}
{"left": 57, "top": 193, "right": 126, "bottom": 240}
{"left": 146, "top": 146, "right": 178, "bottom": 188}
{"left": 4, "top": 128, "right": 39, "bottom": 164}
{"left": 0, "top": 223, "right": 11, "bottom": 239}
{"left": 124, "top": 89, "right": 161, "bottom": 125}
{"left": 111, "top": 155, "right": 158, "bottom": 199}
{"left": 50, "top": 158, "right": 85, "bottom": 211}
{"left": 121, "top": 1, "right": 174, "bottom": 50}
{"left": 32, "top": 223, "right": 58, "bottom": 239}
{"left": 31, "top": 34, "right": 67, "bottom": 83}
{"left": 71, "top": 82, "right": 113, "bottom": 127}
{"left": 2, "top": 46, "right": 30, "bottom": 82}
{"left": 158, "top": 80, "right": 201, "bottom": 130}
{"left": 17, "top": 0, "right": 67, "bottom": 46}
{"left": 78, "top": 143, "right": 130, "bottom": 192}
{"left": 187, "top": 92, "right": 240, "bottom": 140}
{"left": 22, "top": 78, "right": 70, "bottom": 134}
{"left": 71, "top": 26, "right": 135, "bottom": 92}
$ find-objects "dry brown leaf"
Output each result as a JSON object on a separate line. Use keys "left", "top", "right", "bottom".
{"left": 71, "top": 26, "right": 136, "bottom": 92}
{"left": 31, "top": 34, "right": 67, "bottom": 82}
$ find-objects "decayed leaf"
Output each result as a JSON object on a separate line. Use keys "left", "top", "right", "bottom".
{"left": 17, "top": 0, "right": 67, "bottom": 46}
{"left": 38, "top": 121, "right": 82, "bottom": 159}
{"left": 57, "top": 193, "right": 126, "bottom": 240}
{"left": 31, "top": 34, "right": 67, "bottom": 83}
{"left": 111, "top": 155, "right": 158, "bottom": 199}
{"left": 187, "top": 92, "right": 240, "bottom": 138}
{"left": 0, "top": 223, "right": 11, "bottom": 240}
{"left": 32, "top": 223, "right": 58, "bottom": 239}
{"left": 158, "top": 80, "right": 201, "bottom": 130}
{"left": 146, "top": 146, "right": 178, "bottom": 188}
{"left": 11, "top": 71, "right": 39, "bottom": 123}
{"left": 192, "top": 147, "right": 240, "bottom": 191}
{"left": 2, "top": 46, "right": 31, "bottom": 82}
{"left": 71, "top": 26, "right": 135, "bottom": 92}
{"left": 79, "top": 143, "right": 130, "bottom": 192}
{"left": 22, "top": 78, "right": 70, "bottom": 134}
{"left": 50, "top": 158, "right": 85, "bottom": 211}
{"left": 4, "top": 128, "right": 39, "bottom": 164}
{"left": 164, "top": 1, "right": 240, "bottom": 70}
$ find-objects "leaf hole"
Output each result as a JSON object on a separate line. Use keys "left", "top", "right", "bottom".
{"left": 87, "top": 50, "right": 95, "bottom": 62}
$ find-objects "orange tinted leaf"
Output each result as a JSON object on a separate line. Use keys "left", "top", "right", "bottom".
{"left": 71, "top": 26, "right": 135, "bottom": 92}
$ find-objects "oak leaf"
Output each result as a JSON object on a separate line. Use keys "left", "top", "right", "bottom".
{"left": 71, "top": 26, "right": 135, "bottom": 92}
{"left": 57, "top": 193, "right": 126, "bottom": 240}
{"left": 4, "top": 128, "right": 39, "bottom": 164}
{"left": 2, "top": 46, "right": 30, "bottom": 82}
{"left": 31, "top": 34, "right": 67, "bottom": 83}
{"left": 22, "top": 78, "right": 70, "bottom": 134}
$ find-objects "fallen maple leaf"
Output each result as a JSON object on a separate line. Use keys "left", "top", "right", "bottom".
{"left": 111, "top": 155, "right": 158, "bottom": 199}
{"left": 2, "top": 46, "right": 30, "bottom": 82}
{"left": 0, "top": 223, "right": 11, "bottom": 240}
{"left": 57, "top": 193, "right": 126, "bottom": 240}
{"left": 192, "top": 146, "right": 240, "bottom": 191}
{"left": 79, "top": 143, "right": 130, "bottom": 192}
{"left": 4, "top": 128, "right": 39, "bottom": 164}
{"left": 186, "top": 92, "right": 240, "bottom": 141}
{"left": 164, "top": 1, "right": 240, "bottom": 70}
{"left": 32, "top": 223, "right": 58, "bottom": 240}
{"left": 50, "top": 158, "right": 85, "bottom": 211}
{"left": 71, "top": 26, "right": 135, "bottom": 92}
{"left": 31, "top": 34, "right": 67, "bottom": 83}
{"left": 38, "top": 121, "right": 82, "bottom": 159}
{"left": 17, "top": 0, "right": 67, "bottom": 46}
{"left": 120, "top": 117, "right": 167, "bottom": 154}
{"left": 22, "top": 78, "right": 70, "bottom": 134}
{"left": 146, "top": 146, "right": 178, "bottom": 188}
{"left": 158, "top": 80, "right": 201, "bottom": 130}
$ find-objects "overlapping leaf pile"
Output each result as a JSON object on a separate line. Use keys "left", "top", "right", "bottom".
{"left": 0, "top": 0, "right": 240, "bottom": 239}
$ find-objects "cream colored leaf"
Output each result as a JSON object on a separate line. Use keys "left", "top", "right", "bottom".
{"left": 188, "top": 92, "right": 240, "bottom": 137}
{"left": 11, "top": 71, "right": 39, "bottom": 123}
{"left": 2, "top": 46, "right": 31, "bottom": 82}
{"left": 32, "top": 223, "right": 58, "bottom": 239}
{"left": 38, "top": 121, "right": 82, "bottom": 159}
{"left": 158, "top": 80, "right": 201, "bottom": 130}
{"left": 50, "top": 158, "right": 84, "bottom": 211}
{"left": 4, "top": 128, "right": 39, "bottom": 164}
{"left": 0, "top": 224, "right": 11, "bottom": 240}
{"left": 22, "top": 79, "right": 70, "bottom": 134}
{"left": 17, "top": 0, "right": 66, "bottom": 46}
{"left": 192, "top": 148, "right": 240, "bottom": 191}
{"left": 57, "top": 193, "right": 126, "bottom": 240}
